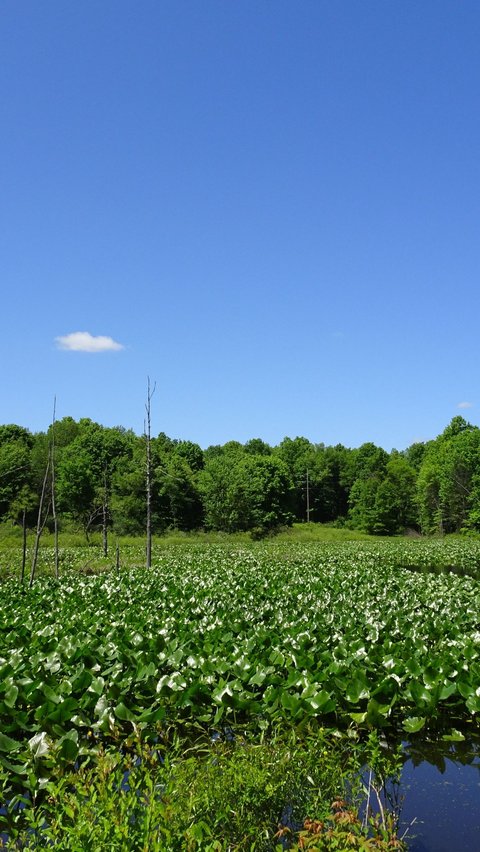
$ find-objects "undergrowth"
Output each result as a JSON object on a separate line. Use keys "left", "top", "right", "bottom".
{"left": 1, "top": 729, "right": 406, "bottom": 851}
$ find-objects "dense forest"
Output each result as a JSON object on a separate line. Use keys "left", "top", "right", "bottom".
{"left": 0, "top": 415, "right": 479, "bottom": 539}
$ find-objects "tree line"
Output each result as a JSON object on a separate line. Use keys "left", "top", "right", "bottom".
{"left": 0, "top": 415, "right": 479, "bottom": 540}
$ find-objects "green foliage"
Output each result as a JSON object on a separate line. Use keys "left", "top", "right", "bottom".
{"left": 7, "top": 413, "right": 480, "bottom": 538}
{"left": 349, "top": 456, "right": 417, "bottom": 535}
{"left": 1, "top": 538, "right": 479, "bottom": 780}
{"left": 417, "top": 417, "right": 480, "bottom": 534}
{"left": 0, "top": 729, "right": 404, "bottom": 851}
{"left": 0, "top": 429, "right": 33, "bottom": 521}
{"left": 56, "top": 422, "right": 134, "bottom": 535}
{"left": 156, "top": 450, "right": 203, "bottom": 531}
{"left": 2, "top": 537, "right": 474, "bottom": 847}
{"left": 200, "top": 454, "right": 294, "bottom": 533}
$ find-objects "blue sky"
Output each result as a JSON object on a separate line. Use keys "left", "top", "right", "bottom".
{"left": 2, "top": 1, "right": 480, "bottom": 450}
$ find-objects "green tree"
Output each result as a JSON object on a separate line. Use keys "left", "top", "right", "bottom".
{"left": 371, "top": 455, "right": 418, "bottom": 535}
{"left": 274, "top": 437, "right": 316, "bottom": 521}
{"left": 347, "top": 443, "right": 389, "bottom": 533}
{"left": 0, "top": 426, "right": 34, "bottom": 520}
{"left": 244, "top": 438, "right": 272, "bottom": 456}
{"left": 417, "top": 418, "right": 480, "bottom": 534}
{"left": 174, "top": 440, "right": 204, "bottom": 472}
{"left": 57, "top": 422, "right": 134, "bottom": 542}
{"left": 156, "top": 451, "right": 203, "bottom": 531}
{"left": 307, "top": 445, "right": 352, "bottom": 523}
{"left": 199, "top": 453, "right": 293, "bottom": 534}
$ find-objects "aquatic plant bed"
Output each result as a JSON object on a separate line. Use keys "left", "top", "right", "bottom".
{"left": 0, "top": 539, "right": 479, "bottom": 846}
{"left": 2, "top": 541, "right": 480, "bottom": 749}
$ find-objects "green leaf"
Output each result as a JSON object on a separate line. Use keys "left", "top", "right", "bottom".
{"left": 4, "top": 685, "right": 19, "bottom": 708}
{"left": 58, "top": 730, "right": 79, "bottom": 762}
{"left": 458, "top": 680, "right": 474, "bottom": 699}
{"left": 366, "top": 698, "right": 392, "bottom": 724}
{"left": 280, "top": 691, "right": 302, "bottom": 715}
{"left": 403, "top": 716, "right": 426, "bottom": 733}
{"left": 88, "top": 676, "right": 105, "bottom": 696}
{"left": 306, "top": 690, "right": 335, "bottom": 713}
{"left": 442, "top": 729, "right": 465, "bottom": 742}
{"left": 0, "top": 732, "right": 21, "bottom": 753}
{"left": 439, "top": 681, "right": 456, "bottom": 701}
{"left": 156, "top": 671, "right": 187, "bottom": 694}
{"left": 423, "top": 666, "right": 440, "bottom": 687}
{"left": 249, "top": 667, "right": 268, "bottom": 687}
{"left": 114, "top": 701, "right": 136, "bottom": 722}
{"left": 48, "top": 697, "right": 78, "bottom": 724}
{"left": 349, "top": 711, "right": 367, "bottom": 724}
{"left": 345, "top": 674, "right": 370, "bottom": 704}
{"left": 42, "top": 683, "right": 62, "bottom": 704}
{"left": 466, "top": 693, "right": 480, "bottom": 714}
{"left": 408, "top": 681, "right": 435, "bottom": 710}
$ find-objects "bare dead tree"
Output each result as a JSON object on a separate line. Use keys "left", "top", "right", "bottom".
{"left": 145, "top": 377, "right": 156, "bottom": 569}
{"left": 51, "top": 397, "right": 59, "bottom": 579}
{"left": 102, "top": 462, "right": 108, "bottom": 557}
{"left": 20, "top": 507, "right": 27, "bottom": 584}
{"left": 29, "top": 457, "right": 51, "bottom": 588}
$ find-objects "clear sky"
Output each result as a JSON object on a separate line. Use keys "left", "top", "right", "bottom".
{"left": 2, "top": 1, "right": 480, "bottom": 450}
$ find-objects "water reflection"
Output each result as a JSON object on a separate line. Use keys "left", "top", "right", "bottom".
{"left": 400, "top": 737, "right": 480, "bottom": 852}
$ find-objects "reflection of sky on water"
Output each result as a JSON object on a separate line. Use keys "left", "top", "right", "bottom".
{"left": 400, "top": 756, "right": 480, "bottom": 852}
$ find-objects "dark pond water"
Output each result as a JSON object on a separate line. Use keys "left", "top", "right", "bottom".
{"left": 399, "top": 739, "right": 480, "bottom": 851}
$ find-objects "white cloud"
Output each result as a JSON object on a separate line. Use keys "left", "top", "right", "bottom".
{"left": 55, "top": 331, "right": 124, "bottom": 353}
{"left": 457, "top": 401, "right": 473, "bottom": 409}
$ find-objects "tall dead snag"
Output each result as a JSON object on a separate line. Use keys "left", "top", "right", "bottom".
{"left": 102, "top": 462, "right": 108, "bottom": 557}
{"left": 306, "top": 468, "right": 311, "bottom": 523}
{"left": 29, "top": 456, "right": 50, "bottom": 588}
{"left": 20, "top": 507, "right": 27, "bottom": 584}
{"left": 145, "top": 377, "right": 156, "bottom": 569}
{"left": 51, "top": 397, "right": 59, "bottom": 579}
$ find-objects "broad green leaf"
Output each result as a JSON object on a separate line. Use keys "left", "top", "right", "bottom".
{"left": 349, "top": 712, "right": 367, "bottom": 724}
{"left": 115, "top": 701, "right": 136, "bottom": 722}
{"left": 48, "top": 697, "right": 78, "bottom": 724}
{"left": 366, "top": 698, "right": 392, "bottom": 724}
{"left": 58, "top": 730, "right": 79, "bottom": 762}
{"left": 345, "top": 674, "right": 370, "bottom": 704}
{"left": 306, "top": 691, "right": 335, "bottom": 713}
{"left": 403, "top": 716, "right": 426, "bottom": 733}
{"left": 280, "top": 691, "right": 302, "bottom": 715}
{"left": 0, "top": 732, "right": 21, "bottom": 753}
{"left": 42, "top": 684, "right": 62, "bottom": 704}
{"left": 88, "top": 676, "right": 105, "bottom": 696}
{"left": 466, "top": 694, "right": 480, "bottom": 713}
{"left": 249, "top": 667, "right": 268, "bottom": 687}
{"left": 4, "top": 684, "right": 18, "bottom": 708}
{"left": 439, "top": 681, "right": 456, "bottom": 701}
{"left": 442, "top": 729, "right": 465, "bottom": 742}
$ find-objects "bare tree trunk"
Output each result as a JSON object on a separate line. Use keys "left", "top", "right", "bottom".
{"left": 306, "top": 468, "right": 310, "bottom": 523}
{"left": 145, "top": 377, "right": 156, "bottom": 569}
{"left": 29, "top": 458, "right": 50, "bottom": 588}
{"left": 21, "top": 508, "right": 27, "bottom": 584}
{"left": 51, "top": 397, "right": 59, "bottom": 579}
{"left": 102, "top": 463, "right": 108, "bottom": 557}
{"left": 116, "top": 542, "right": 120, "bottom": 571}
